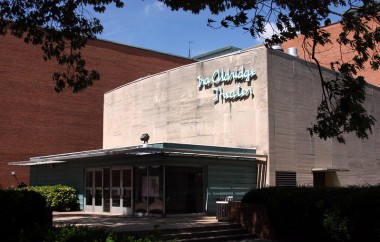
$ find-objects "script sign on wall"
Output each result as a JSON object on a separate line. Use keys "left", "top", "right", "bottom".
{"left": 197, "top": 66, "right": 256, "bottom": 103}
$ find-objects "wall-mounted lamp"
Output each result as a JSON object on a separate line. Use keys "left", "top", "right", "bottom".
{"left": 11, "top": 171, "right": 19, "bottom": 185}
{"left": 140, "top": 133, "right": 150, "bottom": 144}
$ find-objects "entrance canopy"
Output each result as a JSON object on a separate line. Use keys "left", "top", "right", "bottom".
{"left": 9, "top": 143, "right": 268, "bottom": 215}
{"left": 9, "top": 142, "right": 267, "bottom": 166}
{"left": 8, "top": 160, "right": 66, "bottom": 166}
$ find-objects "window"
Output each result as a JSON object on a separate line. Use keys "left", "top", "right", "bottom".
{"left": 276, "top": 171, "right": 296, "bottom": 186}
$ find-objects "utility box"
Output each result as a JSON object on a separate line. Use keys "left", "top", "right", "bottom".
{"left": 216, "top": 196, "right": 233, "bottom": 221}
{"left": 216, "top": 200, "right": 229, "bottom": 221}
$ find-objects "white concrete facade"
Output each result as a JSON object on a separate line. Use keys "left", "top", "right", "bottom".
{"left": 104, "top": 46, "right": 380, "bottom": 187}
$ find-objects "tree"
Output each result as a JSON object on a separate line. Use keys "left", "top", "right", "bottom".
{"left": 0, "top": 0, "right": 123, "bottom": 92}
{"left": 160, "top": 0, "right": 379, "bottom": 143}
{"left": 0, "top": 1, "right": 379, "bottom": 143}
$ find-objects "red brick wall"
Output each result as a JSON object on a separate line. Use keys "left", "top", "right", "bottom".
{"left": 0, "top": 35, "right": 194, "bottom": 188}
{"left": 283, "top": 21, "right": 379, "bottom": 86}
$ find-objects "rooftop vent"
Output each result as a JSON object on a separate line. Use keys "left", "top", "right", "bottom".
{"left": 287, "top": 47, "right": 298, "bottom": 57}
{"left": 271, "top": 44, "right": 284, "bottom": 52}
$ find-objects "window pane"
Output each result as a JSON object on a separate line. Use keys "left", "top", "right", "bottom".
{"left": 95, "top": 189, "right": 102, "bottom": 206}
{"left": 112, "top": 189, "right": 120, "bottom": 207}
{"left": 122, "top": 189, "right": 131, "bottom": 207}
{"left": 86, "top": 171, "right": 93, "bottom": 187}
{"left": 148, "top": 166, "right": 163, "bottom": 214}
{"left": 134, "top": 166, "right": 147, "bottom": 213}
{"left": 95, "top": 171, "right": 102, "bottom": 187}
{"left": 112, "top": 170, "right": 120, "bottom": 187}
{"left": 103, "top": 168, "right": 111, "bottom": 212}
{"left": 86, "top": 189, "right": 93, "bottom": 205}
{"left": 122, "top": 169, "right": 131, "bottom": 187}
{"left": 103, "top": 168, "right": 110, "bottom": 188}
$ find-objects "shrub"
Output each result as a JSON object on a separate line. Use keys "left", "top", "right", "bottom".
{"left": 43, "top": 225, "right": 112, "bottom": 242}
{"left": 20, "top": 224, "right": 158, "bottom": 242}
{"left": 24, "top": 184, "right": 80, "bottom": 211}
{"left": 242, "top": 185, "right": 380, "bottom": 242}
{"left": 0, "top": 189, "right": 52, "bottom": 242}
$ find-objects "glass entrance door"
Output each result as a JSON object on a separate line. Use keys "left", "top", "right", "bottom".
{"left": 133, "top": 166, "right": 164, "bottom": 216}
{"left": 110, "top": 168, "right": 132, "bottom": 215}
{"left": 84, "top": 169, "right": 103, "bottom": 212}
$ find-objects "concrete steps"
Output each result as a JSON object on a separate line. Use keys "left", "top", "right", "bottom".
{"left": 130, "top": 223, "right": 254, "bottom": 241}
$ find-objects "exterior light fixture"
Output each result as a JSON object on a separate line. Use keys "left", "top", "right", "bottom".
{"left": 140, "top": 133, "right": 150, "bottom": 143}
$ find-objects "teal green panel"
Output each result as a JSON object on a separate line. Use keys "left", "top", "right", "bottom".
{"left": 207, "top": 165, "right": 257, "bottom": 215}
{"left": 31, "top": 162, "right": 85, "bottom": 209}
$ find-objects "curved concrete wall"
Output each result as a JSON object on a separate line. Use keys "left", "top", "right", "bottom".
{"left": 104, "top": 47, "right": 270, "bottom": 155}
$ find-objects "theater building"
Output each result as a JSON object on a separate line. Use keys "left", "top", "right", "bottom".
{"left": 10, "top": 46, "right": 380, "bottom": 216}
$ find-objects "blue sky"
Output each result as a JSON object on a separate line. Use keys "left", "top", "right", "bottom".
{"left": 94, "top": 1, "right": 349, "bottom": 58}
{"left": 94, "top": 0, "right": 261, "bottom": 58}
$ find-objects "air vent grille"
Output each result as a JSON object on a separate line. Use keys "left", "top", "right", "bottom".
{"left": 276, "top": 171, "right": 296, "bottom": 186}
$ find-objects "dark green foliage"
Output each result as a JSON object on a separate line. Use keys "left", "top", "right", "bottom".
{"left": 0, "top": 189, "right": 52, "bottom": 242}
{"left": 307, "top": 75, "right": 375, "bottom": 144}
{"left": 24, "top": 184, "right": 80, "bottom": 211}
{"left": 20, "top": 224, "right": 160, "bottom": 242}
{"left": 242, "top": 185, "right": 380, "bottom": 242}
{"left": 42, "top": 225, "right": 112, "bottom": 242}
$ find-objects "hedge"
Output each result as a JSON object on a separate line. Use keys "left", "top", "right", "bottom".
{"left": 0, "top": 189, "right": 52, "bottom": 242}
{"left": 242, "top": 185, "right": 380, "bottom": 242}
{"left": 20, "top": 225, "right": 159, "bottom": 242}
{"left": 24, "top": 184, "right": 80, "bottom": 211}
{"left": 51, "top": 226, "right": 157, "bottom": 242}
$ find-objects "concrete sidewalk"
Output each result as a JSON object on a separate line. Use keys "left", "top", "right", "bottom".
{"left": 53, "top": 211, "right": 221, "bottom": 232}
{"left": 53, "top": 212, "right": 277, "bottom": 241}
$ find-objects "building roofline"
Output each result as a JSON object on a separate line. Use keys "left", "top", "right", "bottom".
{"left": 8, "top": 142, "right": 264, "bottom": 166}
{"left": 88, "top": 38, "right": 193, "bottom": 61}
{"left": 192, "top": 46, "right": 241, "bottom": 59}
{"left": 105, "top": 45, "right": 265, "bottom": 94}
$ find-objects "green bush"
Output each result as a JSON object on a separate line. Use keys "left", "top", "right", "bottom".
{"left": 43, "top": 225, "right": 112, "bottom": 242}
{"left": 24, "top": 184, "right": 80, "bottom": 211}
{"left": 0, "top": 189, "right": 52, "bottom": 242}
{"left": 242, "top": 185, "right": 380, "bottom": 242}
{"left": 20, "top": 224, "right": 158, "bottom": 242}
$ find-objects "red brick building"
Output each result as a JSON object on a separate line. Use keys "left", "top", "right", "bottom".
{"left": 0, "top": 35, "right": 194, "bottom": 188}
{"left": 283, "top": 21, "right": 379, "bottom": 86}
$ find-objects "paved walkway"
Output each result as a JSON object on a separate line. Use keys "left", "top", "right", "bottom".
{"left": 53, "top": 211, "right": 221, "bottom": 232}
{"left": 53, "top": 212, "right": 276, "bottom": 241}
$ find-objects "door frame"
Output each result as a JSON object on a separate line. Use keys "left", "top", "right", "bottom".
{"left": 110, "top": 167, "right": 133, "bottom": 215}
{"left": 84, "top": 168, "right": 104, "bottom": 213}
